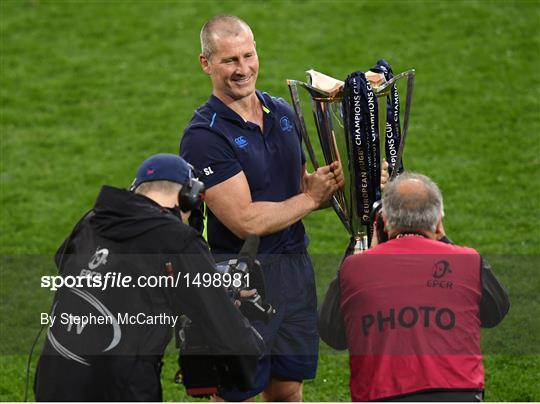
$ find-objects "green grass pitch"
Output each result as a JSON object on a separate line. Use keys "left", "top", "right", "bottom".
{"left": 1, "top": 0, "right": 539, "bottom": 401}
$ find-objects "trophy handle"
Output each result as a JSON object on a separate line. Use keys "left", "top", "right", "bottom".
{"left": 374, "top": 69, "right": 414, "bottom": 96}
{"left": 392, "top": 70, "right": 415, "bottom": 180}
{"left": 373, "top": 69, "right": 415, "bottom": 180}
{"left": 287, "top": 80, "right": 320, "bottom": 169}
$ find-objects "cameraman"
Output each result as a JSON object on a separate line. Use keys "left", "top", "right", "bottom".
{"left": 319, "top": 172, "right": 509, "bottom": 401}
{"left": 34, "top": 154, "right": 263, "bottom": 401}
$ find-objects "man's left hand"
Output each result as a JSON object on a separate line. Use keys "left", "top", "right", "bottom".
{"left": 380, "top": 160, "right": 389, "bottom": 191}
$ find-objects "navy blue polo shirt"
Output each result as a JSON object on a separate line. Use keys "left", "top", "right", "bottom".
{"left": 180, "top": 91, "right": 307, "bottom": 255}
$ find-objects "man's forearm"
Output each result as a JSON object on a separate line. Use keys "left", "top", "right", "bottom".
{"left": 206, "top": 168, "right": 336, "bottom": 239}
{"left": 233, "top": 193, "right": 316, "bottom": 238}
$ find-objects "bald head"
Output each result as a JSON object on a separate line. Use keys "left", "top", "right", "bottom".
{"left": 382, "top": 172, "right": 444, "bottom": 234}
{"left": 200, "top": 15, "right": 253, "bottom": 60}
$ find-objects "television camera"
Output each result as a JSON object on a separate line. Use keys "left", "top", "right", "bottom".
{"left": 175, "top": 235, "right": 274, "bottom": 397}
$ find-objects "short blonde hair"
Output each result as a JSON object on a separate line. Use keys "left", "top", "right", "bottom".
{"left": 134, "top": 180, "right": 181, "bottom": 196}
{"left": 200, "top": 15, "right": 252, "bottom": 60}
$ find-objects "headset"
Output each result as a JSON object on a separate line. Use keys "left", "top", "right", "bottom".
{"left": 129, "top": 163, "right": 205, "bottom": 213}
{"left": 178, "top": 164, "right": 205, "bottom": 213}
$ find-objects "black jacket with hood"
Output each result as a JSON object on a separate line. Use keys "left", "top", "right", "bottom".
{"left": 34, "top": 186, "right": 263, "bottom": 401}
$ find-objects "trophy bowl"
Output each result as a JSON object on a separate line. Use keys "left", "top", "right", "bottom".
{"left": 287, "top": 61, "right": 415, "bottom": 253}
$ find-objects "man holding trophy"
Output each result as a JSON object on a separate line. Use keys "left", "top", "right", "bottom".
{"left": 180, "top": 14, "right": 397, "bottom": 401}
{"left": 180, "top": 15, "right": 345, "bottom": 401}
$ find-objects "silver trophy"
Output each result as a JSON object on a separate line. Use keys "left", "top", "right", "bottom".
{"left": 287, "top": 66, "right": 415, "bottom": 253}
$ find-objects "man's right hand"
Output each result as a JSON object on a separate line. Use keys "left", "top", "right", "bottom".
{"left": 234, "top": 289, "right": 257, "bottom": 308}
{"left": 304, "top": 164, "right": 340, "bottom": 209}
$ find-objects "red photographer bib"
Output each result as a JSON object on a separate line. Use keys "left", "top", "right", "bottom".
{"left": 340, "top": 236, "right": 483, "bottom": 401}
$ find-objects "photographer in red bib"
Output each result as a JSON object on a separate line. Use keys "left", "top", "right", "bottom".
{"left": 320, "top": 172, "right": 509, "bottom": 401}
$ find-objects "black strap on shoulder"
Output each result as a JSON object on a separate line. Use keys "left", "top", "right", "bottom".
{"left": 480, "top": 257, "right": 510, "bottom": 328}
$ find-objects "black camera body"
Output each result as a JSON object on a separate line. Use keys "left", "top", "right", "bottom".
{"left": 216, "top": 257, "right": 275, "bottom": 323}
{"left": 175, "top": 236, "right": 273, "bottom": 398}
{"left": 371, "top": 200, "right": 389, "bottom": 244}
{"left": 175, "top": 315, "right": 259, "bottom": 397}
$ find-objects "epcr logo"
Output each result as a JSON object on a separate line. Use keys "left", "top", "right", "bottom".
{"left": 280, "top": 116, "right": 293, "bottom": 133}
{"left": 234, "top": 136, "right": 248, "bottom": 148}
{"left": 432, "top": 260, "right": 451, "bottom": 278}
{"left": 88, "top": 248, "right": 109, "bottom": 270}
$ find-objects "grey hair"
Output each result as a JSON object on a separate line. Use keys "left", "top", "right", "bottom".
{"left": 381, "top": 172, "right": 444, "bottom": 233}
{"left": 200, "top": 15, "right": 252, "bottom": 60}
{"left": 134, "top": 180, "right": 181, "bottom": 196}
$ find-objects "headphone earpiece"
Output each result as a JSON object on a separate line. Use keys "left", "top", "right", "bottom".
{"left": 178, "top": 178, "right": 205, "bottom": 213}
